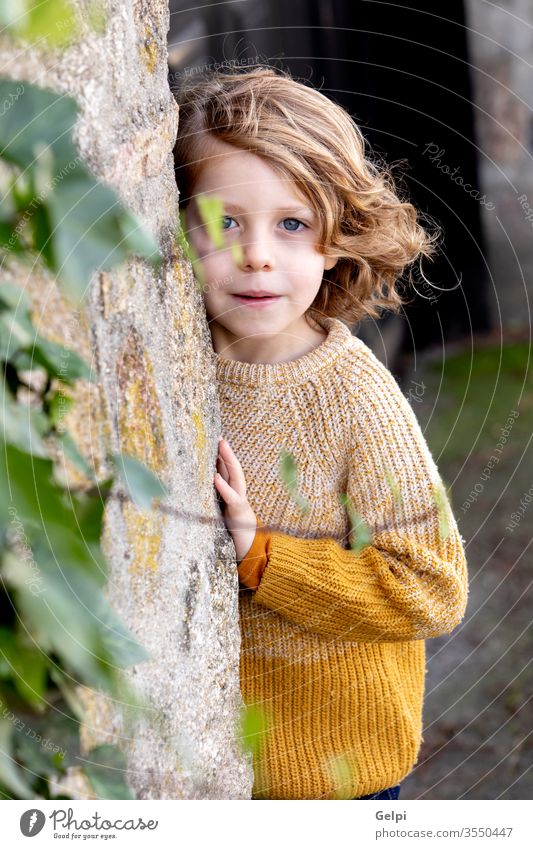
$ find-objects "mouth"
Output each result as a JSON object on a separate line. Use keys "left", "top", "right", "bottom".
{"left": 232, "top": 294, "right": 282, "bottom": 306}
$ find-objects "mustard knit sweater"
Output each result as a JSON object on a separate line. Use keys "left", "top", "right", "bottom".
{"left": 215, "top": 315, "right": 468, "bottom": 800}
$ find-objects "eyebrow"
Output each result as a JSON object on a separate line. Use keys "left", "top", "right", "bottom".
{"left": 222, "top": 202, "right": 316, "bottom": 217}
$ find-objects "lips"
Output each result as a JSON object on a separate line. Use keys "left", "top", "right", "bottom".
{"left": 234, "top": 291, "right": 279, "bottom": 298}
{"left": 232, "top": 292, "right": 281, "bottom": 307}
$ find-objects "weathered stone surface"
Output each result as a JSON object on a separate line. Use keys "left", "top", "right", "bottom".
{"left": 0, "top": 1, "right": 252, "bottom": 799}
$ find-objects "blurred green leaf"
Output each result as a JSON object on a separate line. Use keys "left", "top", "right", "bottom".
{"left": 3, "top": 547, "right": 147, "bottom": 691}
{"left": 70, "top": 479, "right": 112, "bottom": 544}
{"left": 82, "top": 744, "right": 135, "bottom": 800}
{"left": 112, "top": 453, "right": 168, "bottom": 511}
{"left": 0, "top": 718, "right": 34, "bottom": 799}
{"left": 55, "top": 430, "right": 97, "bottom": 483}
{"left": 432, "top": 480, "right": 451, "bottom": 540}
{"left": 338, "top": 492, "right": 372, "bottom": 553}
{"left": 0, "top": 306, "right": 36, "bottom": 360}
{"left": 12, "top": 704, "right": 80, "bottom": 777}
{"left": 196, "top": 193, "right": 225, "bottom": 250}
{"left": 327, "top": 752, "right": 356, "bottom": 800}
{"left": 0, "top": 67, "right": 160, "bottom": 800}
{"left": 279, "top": 448, "right": 310, "bottom": 514}
{"left": 0, "top": 628, "right": 47, "bottom": 711}
{"left": 384, "top": 466, "right": 403, "bottom": 506}
{"left": 49, "top": 668, "right": 85, "bottom": 722}
{"left": 0, "top": 283, "right": 32, "bottom": 312}
{"left": 0, "top": 442, "right": 72, "bottom": 530}
{"left": 231, "top": 242, "right": 244, "bottom": 266}
{"left": 6, "top": 0, "right": 79, "bottom": 48}
{"left": 0, "top": 0, "right": 108, "bottom": 50}
{"left": 31, "top": 335, "right": 93, "bottom": 384}
{"left": 0, "top": 284, "right": 91, "bottom": 383}
{"left": 177, "top": 209, "right": 205, "bottom": 290}
{"left": 236, "top": 702, "right": 269, "bottom": 758}
{"left": 47, "top": 391, "right": 75, "bottom": 427}
{"left": 45, "top": 176, "right": 160, "bottom": 305}
{"left": 0, "top": 385, "right": 49, "bottom": 457}
{"left": 0, "top": 79, "right": 78, "bottom": 171}
{"left": 0, "top": 80, "right": 161, "bottom": 306}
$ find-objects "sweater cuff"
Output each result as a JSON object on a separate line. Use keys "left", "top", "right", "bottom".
{"left": 237, "top": 514, "right": 272, "bottom": 591}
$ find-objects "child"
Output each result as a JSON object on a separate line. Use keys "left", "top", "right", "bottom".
{"left": 173, "top": 65, "right": 468, "bottom": 800}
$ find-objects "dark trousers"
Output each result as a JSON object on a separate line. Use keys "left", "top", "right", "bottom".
{"left": 355, "top": 783, "right": 401, "bottom": 800}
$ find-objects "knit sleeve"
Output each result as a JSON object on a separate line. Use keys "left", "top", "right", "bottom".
{"left": 237, "top": 515, "right": 272, "bottom": 591}
{"left": 251, "top": 350, "right": 469, "bottom": 642}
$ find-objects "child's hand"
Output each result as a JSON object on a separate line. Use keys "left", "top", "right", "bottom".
{"left": 213, "top": 437, "right": 257, "bottom": 563}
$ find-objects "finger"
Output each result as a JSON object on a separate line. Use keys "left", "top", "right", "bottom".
{"left": 217, "top": 453, "right": 230, "bottom": 483}
{"left": 219, "top": 438, "right": 246, "bottom": 495}
{"left": 213, "top": 471, "right": 240, "bottom": 507}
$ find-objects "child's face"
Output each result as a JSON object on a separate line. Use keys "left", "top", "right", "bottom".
{"left": 183, "top": 137, "right": 337, "bottom": 357}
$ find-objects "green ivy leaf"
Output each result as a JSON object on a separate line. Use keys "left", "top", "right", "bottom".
{"left": 0, "top": 81, "right": 161, "bottom": 306}
{"left": 279, "top": 448, "right": 310, "bottom": 514}
{"left": 384, "top": 465, "right": 403, "bottom": 506}
{"left": 3, "top": 547, "right": 147, "bottom": 691}
{"left": 32, "top": 334, "right": 93, "bottom": 384}
{"left": 112, "top": 453, "right": 168, "bottom": 511}
{"left": 231, "top": 243, "right": 244, "bottom": 266}
{"left": 195, "top": 193, "right": 225, "bottom": 250}
{"left": 432, "top": 480, "right": 451, "bottom": 540}
{"left": 0, "top": 442, "right": 72, "bottom": 530}
{"left": 338, "top": 492, "right": 372, "bottom": 553}
{"left": 0, "top": 79, "right": 78, "bottom": 171}
{"left": 0, "top": 284, "right": 92, "bottom": 383}
{"left": 177, "top": 209, "right": 205, "bottom": 290}
{"left": 327, "top": 752, "right": 356, "bottom": 800}
{"left": 47, "top": 391, "right": 75, "bottom": 428}
{"left": 0, "top": 306, "right": 36, "bottom": 361}
{"left": 0, "top": 385, "right": 49, "bottom": 458}
{"left": 0, "top": 628, "right": 48, "bottom": 711}
{"left": 49, "top": 668, "right": 86, "bottom": 722}
{"left": 46, "top": 175, "right": 160, "bottom": 305}
{"left": 82, "top": 744, "right": 135, "bottom": 800}
{"left": 55, "top": 431, "right": 97, "bottom": 483}
{"left": 236, "top": 702, "right": 269, "bottom": 758}
{"left": 6, "top": 0, "right": 79, "bottom": 48}
{"left": 0, "top": 718, "right": 34, "bottom": 799}
{"left": 0, "top": 283, "right": 32, "bottom": 312}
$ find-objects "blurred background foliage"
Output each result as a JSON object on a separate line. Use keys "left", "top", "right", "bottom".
{"left": 0, "top": 39, "right": 165, "bottom": 796}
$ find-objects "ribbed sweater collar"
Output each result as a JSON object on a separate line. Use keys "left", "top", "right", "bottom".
{"left": 214, "top": 315, "right": 355, "bottom": 386}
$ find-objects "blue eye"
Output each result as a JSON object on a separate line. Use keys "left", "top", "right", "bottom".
{"left": 221, "top": 216, "right": 235, "bottom": 230}
{"left": 282, "top": 218, "right": 306, "bottom": 232}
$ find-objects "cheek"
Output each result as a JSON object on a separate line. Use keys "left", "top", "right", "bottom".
{"left": 199, "top": 251, "right": 233, "bottom": 284}
{"left": 187, "top": 227, "right": 211, "bottom": 257}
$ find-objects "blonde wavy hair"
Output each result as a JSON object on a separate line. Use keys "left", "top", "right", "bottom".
{"left": 172, "top": 64, "right": 439, "bottom": 326}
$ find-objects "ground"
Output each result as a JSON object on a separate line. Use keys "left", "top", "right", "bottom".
{"left": 398, "top": 333, "right": 533, "bottom": 800}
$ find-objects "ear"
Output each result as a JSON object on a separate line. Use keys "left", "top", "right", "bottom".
{"left": 323, "top": 255, "right": 339, "bottom": 271}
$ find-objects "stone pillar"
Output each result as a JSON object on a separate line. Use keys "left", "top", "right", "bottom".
{"left": 0, "top": 0, "right": 252, "bottom": 799}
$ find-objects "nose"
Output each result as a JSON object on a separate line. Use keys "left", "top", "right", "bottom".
{"left": 237, "top": 233, "right": 275, "bottom": 272}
